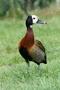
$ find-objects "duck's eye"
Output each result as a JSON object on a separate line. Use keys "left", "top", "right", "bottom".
{"left": 33, "top": 18, "right": 35, "bottom": 19}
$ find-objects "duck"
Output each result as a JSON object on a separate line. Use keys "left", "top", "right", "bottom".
{"left": 19, "top": 15, "right": 47, "bottom": 66}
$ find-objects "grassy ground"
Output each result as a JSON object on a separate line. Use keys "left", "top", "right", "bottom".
{"left": 0, "top": 15, "right": 60, "bottom": 90}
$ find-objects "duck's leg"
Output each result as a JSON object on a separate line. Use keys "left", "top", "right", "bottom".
{"left": 38, "top": 64, "right": 40, "bottom": 70}
{"left": 37, "top": 64, "right": 41, "bottom": 74}
{"left": 26, "top": 61, "right": 30, "bottom": 74}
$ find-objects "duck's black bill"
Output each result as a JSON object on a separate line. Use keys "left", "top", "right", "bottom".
{"left": 37, "top": 19, "right": 47, "bottom": 24}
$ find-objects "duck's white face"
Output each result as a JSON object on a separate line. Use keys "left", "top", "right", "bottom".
{"left": 32, "top": 15, "right": 39, "bottom": 24}
{"left": 32, "top": 15, "right": 47, "bottom": 24}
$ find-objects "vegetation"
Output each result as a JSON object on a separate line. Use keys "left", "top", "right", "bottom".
{"left": 0, "top": 0, "right": 56, "bottom": 17}
{"left": 0, "top": 8, "right": 60, "bottom": 89}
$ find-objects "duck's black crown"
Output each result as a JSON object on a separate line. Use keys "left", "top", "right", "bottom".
{"left": 26, "top": 16, "right": 33, "bottom": 28}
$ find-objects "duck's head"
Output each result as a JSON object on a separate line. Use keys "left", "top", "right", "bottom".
{"left": 26, "top": 15, "right": 47, "bottom": 28}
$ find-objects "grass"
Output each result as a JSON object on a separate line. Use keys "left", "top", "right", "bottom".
{"left": 0, "top": 15, "right": 60, "bottom": 90}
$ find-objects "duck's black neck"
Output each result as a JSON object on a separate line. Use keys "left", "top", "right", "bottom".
{"left": 27, "top": 26, "right": 32, "bottom": 31}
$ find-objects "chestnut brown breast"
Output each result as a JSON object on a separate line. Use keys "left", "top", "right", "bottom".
{"left": 20, "top": 28, "right": 34, "bottom": 48}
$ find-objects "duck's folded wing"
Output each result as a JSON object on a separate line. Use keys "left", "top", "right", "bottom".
{"left": 28, "top": 44, "right": 46, "bottom": 64}
{"left": 35, "top": 40, "right": 45, "bottom": 52}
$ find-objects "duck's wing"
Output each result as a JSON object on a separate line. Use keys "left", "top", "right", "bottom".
{"left": 28, "top": 43, "right": 47, "bottom": 65}
{"left": 35, "top": 40, "right": 45, "bottom": 52}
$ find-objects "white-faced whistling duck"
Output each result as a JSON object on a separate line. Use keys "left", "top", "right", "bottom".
{"left": 19, "top": 15, "right": 47, "bottom": 66}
